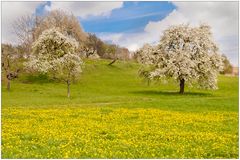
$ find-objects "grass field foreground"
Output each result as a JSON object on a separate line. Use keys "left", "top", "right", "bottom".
{"left": 1, "top": 59, "right": 239, "bottom": 158}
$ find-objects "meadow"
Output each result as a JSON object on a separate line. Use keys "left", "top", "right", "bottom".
{"left": 1, "top": 59, "right": 239, "bottom": 158}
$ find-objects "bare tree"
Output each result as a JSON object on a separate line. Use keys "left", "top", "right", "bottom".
{"left": 84, "top": 33, "right": 105, "bottom": 57}
{"left": 35, "top": 10, "right": 87, "bottom": 44}
{"left": 1, "top": 44, "right": 20, "bottom": 91}
{"left": 13, "top": 15, "right": 41, "bottom": 58}
{"left": 13, "top": 10, "right": 88, "bottom": 58}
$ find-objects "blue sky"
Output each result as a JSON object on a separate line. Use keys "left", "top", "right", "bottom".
{"left": 79, "top": 2, "right": 176, "bottom": 34}
{"left": 2, "top": 1, "right": 238, "bottom": 66}
{"left": 37, "top": 2, "right": 176, "bottom": 34}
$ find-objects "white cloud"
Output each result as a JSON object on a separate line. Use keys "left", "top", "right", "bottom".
{"left": 50, "top": 2, "right": 123, "bottom": 18}
{"left": 98, "top": 33, "right": 123, "bottom": 44}
{"left": 144, "top": 9, "right": 189, "bottom": 43}
{"left": 99, "top": 32, "right": 153, "bottom": 52}
{"left": 98, "top": 10, "right": 189, "bottom": 52}
{"left": 101, "top": 2, "right": 238, "bottom": 66}
{"left": 173, "top": 2, "right": 238, "bottom": 37}
{"left": 2, "top": 1, "right": 44, "bottom": 44}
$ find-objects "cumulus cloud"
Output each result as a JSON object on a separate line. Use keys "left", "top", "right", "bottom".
{"left": 101, "top": 2, "right": 238, "bottom": 66}
{"left": 50, "top": 2, "right": 123, "bottom": 18}
{"left": 2, "top": 1, "right": 44, "bottom": 44}
{"left": 174, "top": 2, "right": 238, "bottom": 37}
{"left": 99, "top": 9, "right": 188, "bottom": 52}
{"left": 142, "top": 9, "right": 189, "bottom": 46}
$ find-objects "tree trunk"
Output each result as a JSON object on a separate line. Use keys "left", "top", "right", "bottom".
{"left": 179, "top": 79, "right": 185, "bottom": 94}
{"left": 7, "top": 79, "right": 10, "bottom": 91}
{"left": 147, "top": 79, "right": 150, "bottom": 86}
{"left": 108, "top": 58, "right": 118, "bottom": 65}
{"left": 67, "top": 80, "right": 70, "bottom": 98}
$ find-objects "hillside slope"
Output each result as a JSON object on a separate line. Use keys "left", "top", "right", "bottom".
{"left": 2, "top": 59, "right": 238, "bottom": 112}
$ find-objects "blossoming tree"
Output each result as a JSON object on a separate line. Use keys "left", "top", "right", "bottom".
{"left": 138, "top": 24, "right": 223, "bottom": 94}
{"left": 26, "top": 28, "right": 84, "bottom": 98}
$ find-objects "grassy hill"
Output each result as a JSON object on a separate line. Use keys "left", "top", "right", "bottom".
{"left": 1, "top": 59, "right": 239, "bottom": 158}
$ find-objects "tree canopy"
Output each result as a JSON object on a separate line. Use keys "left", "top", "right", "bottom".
{"left": 138, "top": 24, "right": 223, "bottom": 93}
{"left": 25, "top": 28, "right": 84, "bottom": 97}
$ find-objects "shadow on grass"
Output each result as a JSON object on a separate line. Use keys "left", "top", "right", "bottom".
{"left": 21, "top": 74, "right": 56, "bottom": 84}
{"left": 131, "top": 90, "right": 213, "bottom": 97}
{"left": 107, "top": 64, "right": 121, "bottom": 69}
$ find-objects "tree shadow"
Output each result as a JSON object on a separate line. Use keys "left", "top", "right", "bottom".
{"left": 107, "top": 64, "right": 122, "bottom": 70}
{"left": 21, "top": 74, "right": 56, "bottom": 84}
{"left": 130, "top": 90, "right": 213, "bottom": 97}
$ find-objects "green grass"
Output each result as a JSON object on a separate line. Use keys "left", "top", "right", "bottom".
{"left": 1, "top": 59, "right": 239, "bottom": 158}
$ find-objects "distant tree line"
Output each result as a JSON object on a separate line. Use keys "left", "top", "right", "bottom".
{"left": 84, "top": 33, "right": 130, "bottom": 61}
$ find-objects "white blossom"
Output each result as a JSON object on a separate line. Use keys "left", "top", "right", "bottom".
{"left": 25, "top": 28, "right": 84, "bottom": 97}
{"left": 52, "top": 53, "right": 83, "bottom": 82}
{"left": 138, "top": 24, "right": 223, "bottom": 91}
